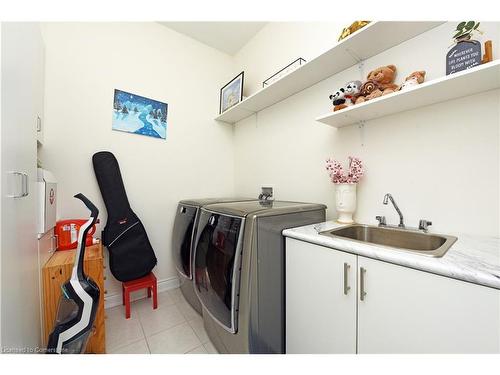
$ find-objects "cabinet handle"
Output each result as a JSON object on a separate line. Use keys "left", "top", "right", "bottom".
{"left": 21, "top": 173, "right": 29, "bottom": 197}
{"left": 50, "top": 235, "right": 58, "bottom": 253}
{"left": 6, "top": 171, "right": 25, "bottom": 198}
{"left": 360, "top": 267, "right": 367, "bottom": 301}
{"left": 37, "top": 116, "right": 42, "bottom": 132}
{"left": 49, "top": 236, "right": 55, "bottom": 253}
{"left": 22, "top": 173, "right": 27, "bottom": 196}
{"left": 343, "top": 262, "right": 351, "bottom": 295}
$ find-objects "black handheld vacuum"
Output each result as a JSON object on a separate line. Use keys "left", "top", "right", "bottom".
{"left": 47, "top": 193, "right": 100, "bottom": 354}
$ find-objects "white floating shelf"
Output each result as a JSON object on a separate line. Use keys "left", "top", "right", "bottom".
{"left": 315, "top": 60, "right": 500, "bottom": 128}
{"left": 215, "top": 21, "right": 444, "bottom": 124}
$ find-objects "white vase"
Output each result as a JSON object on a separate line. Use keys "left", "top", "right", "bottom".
{"left": 335, "top": 183, "right": 357, "bottom": 224}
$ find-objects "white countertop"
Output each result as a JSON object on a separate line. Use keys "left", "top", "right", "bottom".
{"left": 283, "top": 221, "right": 500, "bottom": 290}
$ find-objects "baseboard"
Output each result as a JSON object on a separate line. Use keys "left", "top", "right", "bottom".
{"left": 104, "top": 276, "right": 180, "bottom": 309}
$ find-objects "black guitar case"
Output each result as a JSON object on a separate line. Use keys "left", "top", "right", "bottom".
{"left": 92, "top": 151, "right": 157, "bottom": 282}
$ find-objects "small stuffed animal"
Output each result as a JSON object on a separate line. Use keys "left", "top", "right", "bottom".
{"left": 353, "top": 80, "right": 379, "bottom": 104}
{"left": 354, "top": 65, "right": 398, "bottom": 104}
{"left": 344, "top": 80, "right": 362, "bottom": 103}
{"left": 329, "top": 88, "right": 347, "bottom": 111}
{"left": 329, "top": 80, "right": 362, "bottom": 111}
{"left": 398, "top": 71, "right": 426, "bottom": 91}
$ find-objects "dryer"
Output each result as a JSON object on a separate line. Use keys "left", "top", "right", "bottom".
{"left": 193, "top": 200, "right": 326, "bottom": 353}
{"left": 172, "top": 198, "right": 254, "bottom": 313}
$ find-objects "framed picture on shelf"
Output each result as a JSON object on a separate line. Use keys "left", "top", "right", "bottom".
{"left": 220, "top": 71, "right": 244, "bottom": 114}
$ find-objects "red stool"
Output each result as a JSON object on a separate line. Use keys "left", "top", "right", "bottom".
{"left": 122, "top": 272, "right": 158, "bottom": 319}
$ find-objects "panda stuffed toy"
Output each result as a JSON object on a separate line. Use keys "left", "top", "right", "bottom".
{"left": 329, "top": 80, "right": 362, "bottom": 111}
{"left": 329, "top": 88, "right": 347, "bottom": 111}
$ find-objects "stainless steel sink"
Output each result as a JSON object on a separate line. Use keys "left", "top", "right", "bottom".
{"left": 320, "top": 224, "right": 457, "bottom": 257}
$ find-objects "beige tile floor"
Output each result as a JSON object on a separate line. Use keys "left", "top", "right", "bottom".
{"left": 105, "top": 287, "right": 219, "bottom": 354}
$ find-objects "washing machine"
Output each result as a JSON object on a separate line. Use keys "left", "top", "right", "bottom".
{"left": 172, "top": 198, "right": 254, "bottom": 314}
{"left": 193, "top": 200, "right": 326, "bottom": 353}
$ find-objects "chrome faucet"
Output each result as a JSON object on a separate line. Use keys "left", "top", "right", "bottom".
{"left": 383, "top": 193, "right": 405, "bottom": 228}
{"left": 376, "top": 193, "right": 433, "bottom": 232}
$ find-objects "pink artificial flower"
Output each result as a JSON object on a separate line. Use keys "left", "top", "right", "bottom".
{"left": 325, "top": 156, "right": 364, "bottom": 184}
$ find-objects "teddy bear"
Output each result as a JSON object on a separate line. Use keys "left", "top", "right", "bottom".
{"left": 398, "top": 70, "right": 426, "bottom": 91}
{"left": 329, "top": 80, "right": 362, "bottom": 111}
{"left": 354, "top": 65, "right": 398, "bottom": 104}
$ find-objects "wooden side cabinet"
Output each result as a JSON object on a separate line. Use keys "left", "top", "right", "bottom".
{"left": 42, "top": 243, "right": 106, "bottom": 353}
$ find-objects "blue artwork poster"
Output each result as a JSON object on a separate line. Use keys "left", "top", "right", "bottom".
{"left": 112, "top": 89, "right": 168, "bottom": 139}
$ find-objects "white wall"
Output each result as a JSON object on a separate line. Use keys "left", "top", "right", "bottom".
{"left": 233, "top": 22, "right": 500, "bottom": 237}
{"left": 39, "top": 23, "right": 236, "bottom": 299}
{"left": 234, "top": 22, "right": 344, "bottom": 95}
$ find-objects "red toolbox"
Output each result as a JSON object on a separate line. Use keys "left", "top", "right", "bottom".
{"left": 55, "top": 219, "right": 99, "bottom": 251}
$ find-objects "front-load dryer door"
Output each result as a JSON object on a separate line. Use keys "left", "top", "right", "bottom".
{"left": 193, "top": 210, "right": 244, "bottom": 333}
{"left": 172, "top": 204, "right": 198, "bottom": 279}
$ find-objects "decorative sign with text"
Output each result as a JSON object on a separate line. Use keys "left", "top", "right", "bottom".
{"left": 446, "top": 21, "right": 484, "bottom": 75}
{"left": 446, "top": 40, "right": 482, "bottom": 75}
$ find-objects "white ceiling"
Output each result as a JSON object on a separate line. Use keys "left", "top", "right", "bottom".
{"left": 159, "top": 22, "right": 267, "bottom": 55}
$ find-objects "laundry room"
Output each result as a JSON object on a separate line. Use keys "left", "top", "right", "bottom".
{"left": 1, "top": 0, "right": 500, "bottom": 373}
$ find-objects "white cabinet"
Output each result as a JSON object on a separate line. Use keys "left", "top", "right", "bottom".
{"left": 286, "top": 238, "right": 357, "bottom": 353}
{"left": 1, "top": 22, "right": 45, "bottom": 351}
{"left": 357, "top": 256, "right": 500, "bottom": 353}
{"left": 285, "top": 239, "right": 500, "bottom": 353}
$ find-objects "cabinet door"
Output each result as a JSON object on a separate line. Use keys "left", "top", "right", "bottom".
{"left": 1, "top": 22, "right": 42, "bottom": 350}
{"left": 357, "top": 256, "right": 500, "bottom": 353}
{"left": 286, "top": 238, "right": 357, "bottom": 353}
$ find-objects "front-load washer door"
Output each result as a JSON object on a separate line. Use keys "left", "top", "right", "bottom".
{"left": 193, "top": 210, "right": 244, "bottom": 333}
{"left": 172, "top": 204, "right": 198, "bottom": 279}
